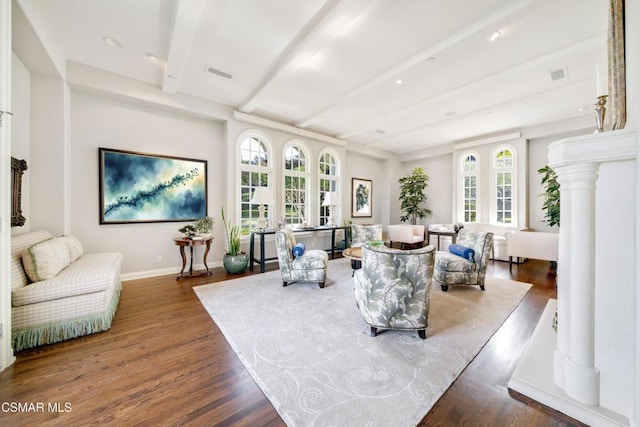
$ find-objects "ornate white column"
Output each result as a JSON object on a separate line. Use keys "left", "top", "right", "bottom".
{"left": 552, "top": 162, "right": 600, "bottom": 405}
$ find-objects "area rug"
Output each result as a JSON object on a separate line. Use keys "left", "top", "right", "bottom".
{"left": 194, "top": 258, "right": 531, "bottom": 426}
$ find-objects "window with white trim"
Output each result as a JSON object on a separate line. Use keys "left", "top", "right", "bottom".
{"left": 494, "top": 147, "right": 514, "bottom": 224}
{"left": 461, "top": 153, "right": 478, "bottom": 222}
{"left": 319, "top": 151, "right": 340, "bottom": 226}
{"left": 283, "top": 143, "right": 309, "bottom": 226}
{"left": 239, "top": 135, "right": 271, "bottom": 235}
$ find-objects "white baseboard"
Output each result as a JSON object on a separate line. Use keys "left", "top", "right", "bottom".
{"left": 121, "top": 261, "right": 223, "bottom": 281}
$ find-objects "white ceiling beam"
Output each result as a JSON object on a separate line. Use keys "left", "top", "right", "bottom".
{"left": 339, "top": 34, "right": 605, "bottom": 140}
{"left": 295, "top": 0, "right": 538, "bottom": 129}
{"left": 238, "top": 0, "right": 364, "bottom": 113}
{"left": 365, "top": 76, "right": 593, "bottom": 150}
{"left": 162, "top": 0, "right": 205, "bottom": 94}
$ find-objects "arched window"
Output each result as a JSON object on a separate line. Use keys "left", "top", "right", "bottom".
{"left": 493, "top": 147, "right": 514, "bottom": 224}
{"left": 283, "top": 142, "right": 309, "bottom": 226}
{"left": 460, "top": 152, "right": 479, "bottom": 222}
{"left": 319, "top": 150, "right": 340, "bottom": 226}
{"left": 239, "top": 134, "right": 272, "bottom": 234}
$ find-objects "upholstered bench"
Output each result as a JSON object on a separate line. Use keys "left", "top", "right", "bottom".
{"left": 11, "top": 230, "right": 123, "bottom": 351}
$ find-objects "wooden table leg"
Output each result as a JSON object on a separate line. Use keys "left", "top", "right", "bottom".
{"left": 177, "top": 246, "right": 187, "bottom": 280}
{"left": 203, "top": 240, "right": 211, "bottom": 275}
{"left": 188, "top": 246, "right": 194, "bottom": 275}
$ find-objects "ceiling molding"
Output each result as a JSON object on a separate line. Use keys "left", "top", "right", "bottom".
{"left": 162, "top": 0, "right": 205, "bottom": 94}
{"left": 238, "top": 0, "right": 357, "bottom": 113}
{"left": 453, "top": 132, "right": 522, "bottom": 150}
{"left": 295, "top": 0, "right": 538, "bottom": 129}
{"left": 233, "top": 111, "right": 346, "bottom": 146}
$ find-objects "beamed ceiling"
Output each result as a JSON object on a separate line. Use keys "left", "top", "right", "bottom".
{"left": 16, "top": 0, "right": 608, "bottom": 154}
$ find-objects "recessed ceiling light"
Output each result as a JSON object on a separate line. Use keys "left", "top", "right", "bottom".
{"left": 103, "top": 36, "right": 122, "bottom": 48}
{"left": 488, "top": 31, "right": 501, "bottom": 42}
{"left": 375, "top": 129, "right": 386, "bottom": 134}
{"left": 146, "top": 52, "right": 159, "bottom": 61}
{"left": 444, "top": 111, "right": 456, "bottom": 117}
{"left": 577, "top": 106, "right": 587, "bottom": 112}
{"left": 426, "top": 56, "right": 436, "bottom": 62}
{"left": 396, "top": 79, "right": 404, "bottom": 85}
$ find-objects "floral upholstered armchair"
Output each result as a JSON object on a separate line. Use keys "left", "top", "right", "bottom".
{"left": 353, "top": 243, "right": 435, "bottom": 339}
{"left": 351, "top": 224, "right": 383, "bottom": 247}
{"left": 433, "top": 228, "right": 493, "bottom": 292}
{"left": 275, "top": 228, "right": 329, "bottom": 288}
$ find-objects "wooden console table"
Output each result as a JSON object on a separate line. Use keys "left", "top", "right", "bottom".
{"left": 249, "top": 226, "right": 350, "bottom": 273}
{"left": 173, "top": 236, "right": 213, "bottom": 280}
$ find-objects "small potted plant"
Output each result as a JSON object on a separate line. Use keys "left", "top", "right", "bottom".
{"left": 178, "top": 224, "right": 196, "bottom": 238}
{"left": 194, "top": 216, "right": 214, "bottom": 237}
{"left": 221, "top": 207, "right": 248, "bottom": 274}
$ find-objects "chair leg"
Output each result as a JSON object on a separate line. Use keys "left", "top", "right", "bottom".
{"left": 319, "top": 281, "right": 325, "bottom": 289}
{"left": 480, "top": 285, "right": 485, "bottom": 291}
{"left": 441, "top": 284, "right": 448, "bottom": 292}
{"left": 418, "top": 329, "right": 426, "bottom": 340}
{"left": 370, "top": 326, "right": 378, "bottom": 337}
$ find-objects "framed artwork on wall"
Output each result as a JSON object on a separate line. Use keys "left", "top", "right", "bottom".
{"left": 99, "top": 148, "right": 207, "bottom": 224}
{"left": 351, "top": 177, "right": 372, "bottom": 218}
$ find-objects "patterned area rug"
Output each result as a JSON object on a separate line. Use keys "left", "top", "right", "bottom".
{"left": 194, "top": 258, "right": 531, "bottom": 426}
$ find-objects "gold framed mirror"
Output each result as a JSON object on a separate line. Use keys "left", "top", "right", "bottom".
{"left": 11, "top": 157, "right": 27, "bottom": 227}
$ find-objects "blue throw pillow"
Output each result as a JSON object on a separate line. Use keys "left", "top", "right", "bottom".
{"left": 292, "top": 242, "right": 306, "bottom": 257}
{"left": 449, "top": 244, "right": 475, "bottom": 262}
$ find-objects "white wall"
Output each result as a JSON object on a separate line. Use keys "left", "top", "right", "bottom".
{"left": 10, "top": 53, "right": 29, "bottom": 235}
{"left": 69, "top": 91, "right": 225, "bottom": 276}
{"left": 29, "top": 75, "right": 66, "bottom": 235}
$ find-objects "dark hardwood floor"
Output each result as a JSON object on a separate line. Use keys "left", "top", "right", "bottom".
{"left": 0, "top": 257, "right": 586, "bottom": 426}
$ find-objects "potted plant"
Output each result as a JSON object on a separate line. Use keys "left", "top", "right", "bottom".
{"left": 538, "top": 165, "right": 560, "bottom": 227}
{"left": 221, "top": 207, "right": 248, "bottom": 274}
{"left": 194, "top": 216, "right": 214, "bottom": 237}
{"left": 398, "top": 167, "right": 431, "bottom": 225}
{"left": 178, "top": 224, "right": 196, "bottom": 238}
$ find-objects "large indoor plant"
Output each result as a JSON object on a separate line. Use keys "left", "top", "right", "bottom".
{"left": 398, "top": 167, "right": 431, "bottom": 224}
{"left": 221, "top": 207, "right": 248, "bottom": 274}
{"left": 538, "top": 165, "right": 560, "bottom": 227}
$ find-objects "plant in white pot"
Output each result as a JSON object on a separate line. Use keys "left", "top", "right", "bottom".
{"left": 194, "top": 216, "right": 214, "bottom": 237}
{"left": 221, "top": 207, "right": 248, "bottom": 274}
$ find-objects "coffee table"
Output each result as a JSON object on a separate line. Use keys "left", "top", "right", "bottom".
{"left": 342, "top": 247, "right": 362, "bottom": 276}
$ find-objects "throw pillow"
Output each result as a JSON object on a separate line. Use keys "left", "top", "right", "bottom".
{"left": 292, "top": 242, "right": 306, "bottom": 257}
{"left": 449, "top": 244, "right": 475, "bottom": 262}
{"left": 61, "top": 235, "right": 84, "bottom": 262}
{"left": 22, "top": 237, "right": 71, "bottom": 283}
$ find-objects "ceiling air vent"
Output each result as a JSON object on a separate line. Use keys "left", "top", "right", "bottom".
{"left": 549, "top": 67, "right": 568, "bottom": 81}
{"left": 204, "top": 65, "right": 233, "bottom": 80}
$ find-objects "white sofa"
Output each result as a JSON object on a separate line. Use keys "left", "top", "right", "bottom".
{"left": 507, "top": 231, "right": 559, "bottom": 272}
{"left": 11, "top": 230, "right": 123, "bottom": 351}
{"left": 462, "top": 223, "right": 527, "bottom": 261}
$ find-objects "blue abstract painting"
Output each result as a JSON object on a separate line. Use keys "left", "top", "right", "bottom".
{"left": 99, "top": 148, "right": 207, "bottom": 223}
